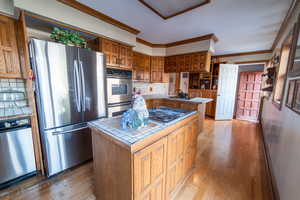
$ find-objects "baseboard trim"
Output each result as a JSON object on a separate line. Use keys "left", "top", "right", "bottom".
{"left": 259, "top": 122, "right": 280, "bottom": 200}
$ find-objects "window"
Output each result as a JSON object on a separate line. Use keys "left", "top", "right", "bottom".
{"left": 273, "top": 30, "right": 294, "bottom": 108}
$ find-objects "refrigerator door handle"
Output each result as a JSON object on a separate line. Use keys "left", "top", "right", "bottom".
{"left": 79, "top": 60, "right": 86, "bottom": 111}
{"left": 74, "top": 60, "right": 81, "bottom": 112}
{"left": 52, "top": 126, "right": 88, "bottom": 135}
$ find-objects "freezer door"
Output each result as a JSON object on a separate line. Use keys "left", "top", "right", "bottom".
{"left": 78, "top": 49, "right": 107, "bottom": 121}
{"left": 30, "top": 39, "right": 83, "bottom": 129}
{"left": 42, "top": 124, "right": 92, "bottom": 176}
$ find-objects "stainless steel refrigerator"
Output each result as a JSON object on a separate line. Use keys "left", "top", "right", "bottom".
{"left": 29, "top": 39, "right": 107, "bottom": 176}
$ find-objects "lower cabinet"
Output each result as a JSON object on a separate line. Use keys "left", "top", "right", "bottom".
{"left": 134, "top": 138, "right": 167, "bottom": 200}
{"left": 91, "top": 114, "right": 199, "bottom": 200}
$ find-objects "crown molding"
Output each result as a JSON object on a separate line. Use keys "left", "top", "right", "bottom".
{"left": 136, "top": 33, "right": 218, "bottom": 48}
{"left": 165, "top": 34, "right": 218, "bottom": 47}
{"left": 213, "top": 49, "right": 272, "bottom": 58}
{"left": 138, "top": 0, "right": 211, "bottom": 20}
{"left": 56, "top": 0, "right": 140, "bottom": 35}
{"left": 271, "top": 0, "right": 299, "bottom": 50}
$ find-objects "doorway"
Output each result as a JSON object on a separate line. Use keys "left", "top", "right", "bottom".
{"left": 236, "top": 72, "right": 263, "bottom": 122}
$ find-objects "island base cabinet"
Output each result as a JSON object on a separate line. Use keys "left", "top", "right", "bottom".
{"left": 134, "top": 138, "right": 167, "bottom": 200}
{"left": 90, "top": 114, "right": 199, "bottom": 200}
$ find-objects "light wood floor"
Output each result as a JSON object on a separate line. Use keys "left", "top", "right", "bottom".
{"left": 0, "top": 119, "right": 272, "bottom": 200}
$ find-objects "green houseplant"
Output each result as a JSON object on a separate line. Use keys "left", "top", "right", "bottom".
{"left": 50, "top": 27, "right": 87, "bottom": 48}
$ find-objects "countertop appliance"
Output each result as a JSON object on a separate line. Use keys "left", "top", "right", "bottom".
{"left": 30, "top": 39, "right": 107, "bottom": 176}
{"left": 106, "top": 68, "right": 132, "bottom": 117}
{"left": 0, "top": 117, "right": 36, "bottom": 188}
{"left": 148, "top": 107, "right": 192, "bottom": 123}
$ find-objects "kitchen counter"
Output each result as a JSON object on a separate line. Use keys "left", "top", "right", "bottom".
{"left": 142, "top": 94, "right": 213, "bottom": 103}
{"left": 89, "top": 107, "right": 200, "bottom": 200}
{"left": 88, "top": 108, "right": 197, "bottom": 151}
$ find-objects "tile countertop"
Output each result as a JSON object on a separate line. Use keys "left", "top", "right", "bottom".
{"left": 142, "top": 95, "right": 213, "bottom": 103}
{"left": 88, "top": 110, "right": 197, "bottom": 147}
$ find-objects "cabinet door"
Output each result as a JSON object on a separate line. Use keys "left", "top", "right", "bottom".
{"left": 176, "top": 55, "right": 185, "bottom": 72}
{"left": 143, "top": 55, "right": 151, "bottom": 82}
{"left": 134, "top": 138, "right": 167, "bottom": 200}
{"left": 166, "top": 127, "right": 186, "bottom": 199}
{"left": 184, "top": 54, "right": 192, "bottom": 72}
{"left": 191, "top": 53, "right": 200, "bottom": 72}
{"left": 119, "top": 44, "right": 133, "bottom": 69}
{"left": 0, "top": 15, "right": 21, "bottom": 78}
{"left": 151, "top": 56, "right": 164, "bottom": 83}
{"left": 126, "top": 47, "right": 133, "bottom": 69}
{"left": 102, "top": 39, "right": 119, "bottom": 67}
{"left": 111, "top": 41, "right": 120, "bottom": 66}
{"left": 119, "top": 44, "right": 127, "bottom": 67}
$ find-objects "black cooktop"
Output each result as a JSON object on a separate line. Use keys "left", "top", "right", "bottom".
{"left": 148, "top": 107, "right": 192, "bottom": 123}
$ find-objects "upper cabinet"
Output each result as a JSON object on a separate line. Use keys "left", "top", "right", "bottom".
{"left": 133, "top": 51, "right": 150, "bottom": 82}
{"left": 100, "top": 38, "right": 133, "bottom": 70}
{"left": 150, "top": 56, "right": 168, "bottom": 83}
{"left": 165, "top": 51, "right": 211, "bottom": 73}
{"left": 0, "top": 14, "right": 22, "bottom": 78}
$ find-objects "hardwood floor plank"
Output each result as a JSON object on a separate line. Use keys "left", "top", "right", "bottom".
{"left": 0, "top": 119, "right": 272, "bottom": 200}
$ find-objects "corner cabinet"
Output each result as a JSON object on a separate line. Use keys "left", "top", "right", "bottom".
{"left": 165, "top": 51, "right": 211, "bottom": 73}
{"left": 0, "top": 14, "right": 22, "bottom": 78}
{"left": 100, "top": 38, "right": 133, "bottom": 70}
{"left": 90, "top": 114, "right": 199, "bottom": 200}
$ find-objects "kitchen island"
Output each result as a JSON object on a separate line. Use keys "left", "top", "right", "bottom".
{"left": 144, "top": 95, "right": 212, "bottom": 133}
{"left": 89, "top": 100, "right": 210, "bottom": 200}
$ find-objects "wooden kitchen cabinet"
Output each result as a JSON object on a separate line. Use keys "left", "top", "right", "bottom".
{"left": 189, "top": 89, "right": 217, "bottom": 117}
{"left": 164, "top": 51, "right": 211, "bottom": 73}
{"left": 90, "top": 113, "right": 200, "bottom": 200}
{"left": 150, "top": 56, "right": 166, "bottom": 83}
{"left": 0, "top": 14, "right": 22, "bottom": 78}
{"left": 134, "top": 137, "right": 167, "bottom": 200}
{"left": 133, "top": 51, "right": 150, "bottom": 81}
{"left": 100, "top": 38, "right": 133, "bottom": 69}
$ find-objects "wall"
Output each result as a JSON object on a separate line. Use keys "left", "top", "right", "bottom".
{"left": 133, "top": 82, "right": 169, "bottom": 96}
{"left": 0, "top": 79, "right": 31, "bottom": 117}
{"left": 166, "top": 39, "right": 214, "bottom": 56}
{"left": 133, "top": 42, "right": 167, "bottom": 56}
{"left": 0, "top": 0, "right": 13, "bottom": 16}
{"left": 261, "top": 2, "right": 300, "bottom": 200}
{"left": 13, "top": 0, "right": 136, "bottom": 46}
{"left": 218, "top": 53, "right": 272, "bottom": 63}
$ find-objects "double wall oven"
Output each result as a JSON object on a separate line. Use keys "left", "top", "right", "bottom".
{"left": 106, "top": 68, "right": 132, "bottom": 117}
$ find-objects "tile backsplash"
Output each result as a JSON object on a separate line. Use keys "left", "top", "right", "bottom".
{"left": 0, "top": 79, "right": 32, "bottom": 118}
{"left": 133, "top": 82, "right": 169, "bottom": 95}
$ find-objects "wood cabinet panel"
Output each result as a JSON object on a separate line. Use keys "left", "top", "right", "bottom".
{"left": 188, "top": 89, "right": 217, "bottom": 117}
{"left": 166, "top": 126, "right": 188, "bottom": 199}
{"left": 165, "top": 51, "right": 210, "bottom": 73}
{"left": 134, "top": 137, "right": 167, "bottom": 200}
{"left": 133, "top": 51, "right": 150, "bottom": 81}
{"left": 100, "top": 38, "right": 133, "bottom": 69}
{"left": 150, "top": 56, "right": 165, "bottom": 83}
{"left": 0, "top": 14, "right": 22, "bottom": 78}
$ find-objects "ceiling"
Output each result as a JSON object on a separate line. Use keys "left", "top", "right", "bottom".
{"left": 77, "top": 0, "right": 293, "bottom": 55}
{"left": 139, "top": 0, "right": 210, "bottom": 19}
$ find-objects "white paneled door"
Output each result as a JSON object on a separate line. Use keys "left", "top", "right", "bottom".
{"left": 215, "top": 64, "right": 239, "bottom": 120}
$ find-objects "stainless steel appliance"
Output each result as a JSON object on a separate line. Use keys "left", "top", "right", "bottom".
{"left": 0, "top": 117, "right": 36, "bottom": 188}
{"left": 108, "top": 102, "right": 132, "bottom": 117}
{"left": 107, "top": 68, "right": 132, "bottom": 116}
{"left": 30, "top": 39, "right": 107, "bottom": 176}
{"left": 107, "top": 68, "right": 132, "bottom": 104}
